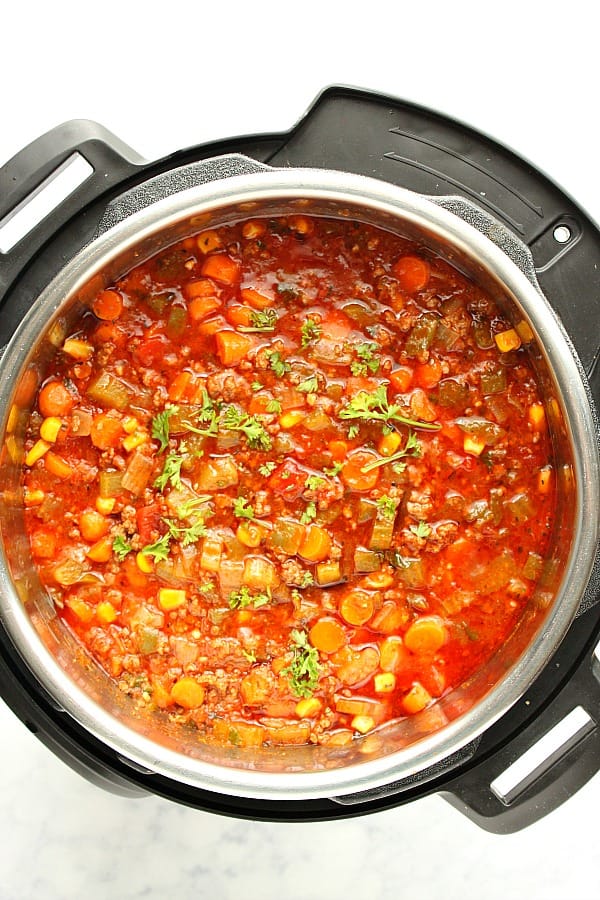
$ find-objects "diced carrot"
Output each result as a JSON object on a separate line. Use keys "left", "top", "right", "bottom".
{"left": 79, "top": 510, "right": 110, "bottom": 542}
{"left": 377, "top": 431, "right": 402, "bottom": 457}
{"left": 403, "top": 681, "right": 432, "bottom": 714}
{"left": 236, "top": 521, "right": 267, "bottom": 548}
{"left": 183, "top": 277, "right": 219, "bottom": 300}
{"left": 65, "top": 597, "right": 94, "bottom": 624}
{"left": 30, "top": 528, "right": 57, "bottom": 559}
{"left": 86, "top": 535, "right": 114, "bottom": 563}
{"left": 38, "top": 381, "right": 74, "bottom": 417}
{"left": 123, "top": 555, "right": 148, "bottom": 589}
{"left": 44, "top": 451, "right": 73, "bottom": 479}
{"left": 328, "top": 439, "right": 349, "bottom": 461}
{"left": 200, "top": 253, "right": 240, "bottom": 286}
{"left": 240, "top": 288, "right": 272, "bottom": 309}
{"left": 379, "top": 636, "right": 409, "bottom": 672}
{"left": 298, "top": 525, "right": 332, "bottom": 562}
{"left": 92, "top": 289, "right": 123, "bottom": 321}
{"left": 213, "top": 719, "right": 265, "bottom": 747}
{"left": 152, "top": 677, "right": 173, "bottom": 709}
{"left": 226, "top": 304, "right": 254, "bottom": 328}
{"left": 341, "top": 450, "right": 380, "bottom": 491}
{"left": 96, "top": 601, "right": 118, "bottom": 624}
{"left": 241, "top": 220, "right": 266, "bottom": 240}
{"left": 309, "top": 618, "right": 347, "bottom": 654}
{"left": 188, "top": 295, "right": 222, "bottom": 322}
{"left": 168, "top": 371, "right": 193, "bottom": 403}
{"left": 404, "top": 616, "right": 447, "bottom": 654}
{"left": 389, "top": 366, "right": 413, "bottom": 393}
{"left": 170, "top": 677, "right": 205, "bottom": 709}
{"left": 528, "top": 402, "right": 546, "bottom": 431}
{"left": 415, "top": 358, "right": 443, "bottom": 389}
{"left": 198, "top": 315, "right": 227, "bottom": 336}
{"left": 90, "top": 413, "right": 124, "bottom": 450}
{"left": 339, "top": 589, "right": 374, "bottom": 626}
{"left": 392, "top": 255, "right": 431, "bottom": 293}
{"left": 494, "top": 328, "right": 521, "bottom": 353}
{"left": 215, "top": 330, "right": 254, "bottom": 366}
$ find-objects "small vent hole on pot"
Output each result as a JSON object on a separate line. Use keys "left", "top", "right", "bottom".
{"left": 0, "top": 152, "right": 94, "bottom": 253}
{"left": 553, "top": 224, "right": 572, "bottom": 244}
{"left": 490, "top": 706, "right": 596, "bottom": 805}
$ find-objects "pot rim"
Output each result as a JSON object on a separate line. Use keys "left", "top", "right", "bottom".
{"left": 0, "top": 166, "right": 598, "bottom": 800}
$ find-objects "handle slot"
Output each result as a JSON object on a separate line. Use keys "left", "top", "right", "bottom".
{"left": 0, "top": 152, "right": 93, "bottom": 254}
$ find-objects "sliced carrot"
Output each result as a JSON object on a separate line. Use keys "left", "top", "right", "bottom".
{"left": 328, "top": 439, "right": 348, "bottom": 461}
{"left": 415, "top": 358, "right": 443, "bottom": 390}
{"left": 183, "top": 277, "right": 219, "bottom": 300}
{"left": 215, "top": 330, "right": 254, "bottom": 366}
{"left": 92, "top": 289, "right": 123, "bottom": 320}
{"left": 403, "top": 681, "right": 432, "bottom": 714}
{"left": 123, "top": 555, "right": 148, "bottom": 589}
{"left": 44, "top": 451, "right": 73, "bottom": 479}
{"left": 240, "top": 287, "right": 272, "bottom": 309}
{"left": 298, "top": 525, "right": 332, "bottom": 562}
{"left": 341, "top": 450, "right": 380, "bottom": 491}
{"left": 86, "top": 535, "right": 114, "bottom": 563}
{"left": 170, "top": 677, "right": 205, "bottom": 709}
{"left": 241, "top": 220, "right": 266, "bottom": 240}
{"left": 79, "top": 510, "right": 110, "bottom": 543}
{"left": 309, "top": 618, "right": 347, "bottom": 654}
{"left": 339, "top": 589, "right": 374, "bottom": 626}
{"left": 188, "top": 295, "right": 222, "bottom": 322}
{"left": 404, "top": 616, "right": 447, "bottom": 654}
{"left": 226, "top": 304, "right": 254, "bottom": 328}
{"left": 200, "top": 253, "right": 240, "bottom": 286}
{"left": 168, "top": 371, "right": 194, "bottom": 403}
{"left": 388, "top": 366, "right": 413, "bottom": 393}
{"left": 198, "top": 315, "right": 227, "bottom": 336}
{"left": 90, "top": 413, "right": 124, "bottom": 450}
{"left": 392, "top": 255, "right": 431, "bottom": 293}
{"left": 38, "top": 381, "right": 74, "bottom": 418}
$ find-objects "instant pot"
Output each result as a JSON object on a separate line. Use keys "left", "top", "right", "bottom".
{"left": 0, "top": 86, "right": 599, "bottom": 833}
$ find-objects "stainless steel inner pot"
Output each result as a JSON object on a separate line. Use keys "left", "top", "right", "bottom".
{"left": 0, "top": 166, "right": 598, "bottom": 801}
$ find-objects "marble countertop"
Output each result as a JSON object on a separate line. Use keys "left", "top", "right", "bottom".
{"left": 2, "top": 3, "right": 599, "bottom": 898}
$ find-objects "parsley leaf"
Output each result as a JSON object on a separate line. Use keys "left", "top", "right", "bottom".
{"left": 176, "top": 495, "right": 212, "bottom": 519}
{"left": 266, "top": 350, "right": 291, "bottom": 378}
{"left": 339, "top": 385, "right": 441, "bottom": 432}
{"left": 409, "top": 521, "right": 432, "bottom": 539}
{"left": 151, "top": 406, "right": 178, "bottom": 453}
{"left": 229, "top": 586, "right": 271, "bottom": 610}
{"left": 141, "top": 532, "right": 172, "bottom": 561}
{"left": 282, "top": 629, "right": 321, "bottom": 698}
{"left": 258, "top": 461, "right": 276, "bottom": 477}
{"left": 301, "top": 317, "right": 322, "bottom": 347}
{"left": 113, "top": 535, "right": 133, "bottom": 562}
{"left": 376, "top": 495, "right": 399, "bottom": 520}
{"left": 297, "top": 373, "right": 319, "bottom": 394}
{"left": 232, "top": 497, "right": 255, "bottom": 520}
{"left": 323, "top": 461, "right": 343, "bottom": 477}
{"left": 304, "top": 474, "right": 325, "bottom": 491}
{"left": 350, "top": 341, "right": 380, "bottom": 376}
{"left": 154, "top": 451, "right": 185, "bottom": 492}
{"left": 266, "top": 398, "right": 282, "bottom": 414}
{"left": 222, "top": 405, "right": 272, "bottom": 451}
{"left": 300, "top": 501, "right": 317, "bottom": 524}
{"left": 238, "top": 309, "right": 278, "bottom": 333}
{"left": 359, "top": 430, "right": 422, "bottom": 473}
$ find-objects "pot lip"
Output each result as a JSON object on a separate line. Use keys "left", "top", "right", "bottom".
{"left": 0, "top": 165, "right": 598, "bottom": 801}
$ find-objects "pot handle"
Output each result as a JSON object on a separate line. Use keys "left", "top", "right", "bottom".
{"left": 0, "top": 120, "right": 145, "bottom": 303}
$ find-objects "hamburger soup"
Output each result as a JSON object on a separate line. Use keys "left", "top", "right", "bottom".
{"left": 21, "top": 213, "right": 556, "bottom": 749}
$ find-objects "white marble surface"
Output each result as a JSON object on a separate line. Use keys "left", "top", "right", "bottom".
{"left": 2, "top": 3, "right": 600, "bottom": 898}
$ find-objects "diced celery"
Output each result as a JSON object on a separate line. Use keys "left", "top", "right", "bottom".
{"left": 481, "top": 368, "right": 507, "bottom": 395}
{"left": 404, "top": 315, "right": 438, "bottom": 358}
{"left": 437, "top": 379, "right": 469, "bottom": 408}
{"left": 87, "top": 371, "right": 131, "bottom": 410}
{"left": 315, "top": 561, "right": 342, "bottom": 586}
{"left": 522, "top": 552, "right": 543, "bottom": 581}
{"left": 353, "top": 547, "right": 382, "bottom": 573}
{"left": 267, "top": 519, "right": 306, "bottom": 556}
{"left": 456, "top": 416, "right": 505, "bottom": 446}
{"left": 166, "top": 306, "right": 188, "bottom": 339}
{"left": 99, "top": 470, "right": 124, "bottom": 498}
{"left": 504, "top": 492, "right": 535, "bottom": 523}
{"left": 196, "top": 458, "right": 239, "bottom": 490}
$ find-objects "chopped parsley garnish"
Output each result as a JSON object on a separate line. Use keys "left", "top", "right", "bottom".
{"left": 222, "top": 405, "right": 272, "bottom": 450}
{"left": 409, "top": 521, "right": 432, "bottom": 539}
{"left": 239, "top": 309, "right": 278, "bottom": 333}
{"left": 166, "top": 516, "right": 208, "bottom": 546}
{"left": 300, "top": 571, "right": 314, "bottom": 588}
{"left": 258, "top": 461, "right": 277, "bottom": 477}
{"left": 301, "top": 317, "right": 322, "bottom": 347}
{"left": 113, "top": 535, "right": 133, "bottom": 561}
{"left": 176, "top": 495, "right": 212, "bottom": 519}
{"left": 154, "top": 451, "right": 185, "bottom": 492}
{"left": 251, "top": 381, "right": 263, "bottom": 392}
{"left": 339, "top": 385, "right": 441, "bottom": 432}
{"left": 198, "top": 581, "right": 215, "bottom": 594}
{"left": 323, "top": 461, "right": 343, "bottom": 477}
{"left": 282, "top": 629, "right": 321, "bottom": 698}
{"left": 151, "top": 406, "right": 177, "bottom": 453}
{"left": 266, "top": 350, "right": 291, "bottom": 378}
{"left": 347, "top": 423, "right": 360, "bottom": 440}
{"left": 232, "top": 496, "right": 255, "bottom": 520}
{"left": 360, "top": 430, "right": 421, "bottom": 473}
{"left": 376, "top": 495, "right": 399, "bottom": 520}
{"left": 266, "top": 398, "right": 282, "bottom": 414}
{"left": 350, "top": 341, "right": 380, "bottom": 376}
{"left": 297, "top": 373, "right": 319, "bottom": 394}
{"left": 229, "top": 586, "right": 271, "bottom": 610}
{"left": 140, "top": 532, "right": 172, "bottom": 561}
{"left": 304, "top": 474, "right": 325, "bottom": 491}
{"left": 182, "top": 391, "right": 220, "bottom": 438}
{"left": 300, "top": 501, "right": 317, "bottom": 524}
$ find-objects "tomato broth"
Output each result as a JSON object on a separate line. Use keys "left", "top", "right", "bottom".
{"left": 22, "top": 213, "right": 556, "bottom": 749}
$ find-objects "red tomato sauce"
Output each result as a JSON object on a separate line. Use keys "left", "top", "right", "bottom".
{"left": 22, "top": 214, "right": 556, "bottom": 748}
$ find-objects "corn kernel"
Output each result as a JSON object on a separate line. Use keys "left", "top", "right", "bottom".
{"left": 196, "top": 230, "right": 222, "bottom": 253}
{"left": 62, "top": 338, "right": 94, "bottom": 360}
{"left": 136, "top": 552, "right": 154, "bottom": 574}
{"left": 494, "top": 328, "right": 522, "bottom": 353}
{"left": 279, "top": 410, "right": 305, "bottom": 429}
{"left": 377, "top": 431, "right": 402, "bottom": 457}
{"left": 96, "top": 601, "right": 118, "bottom": 624}
{"left": 122, "top": 430, "right": 147, "bottom": 452}
{"left": 295, "top": 697, "right": 322, "bottom": 719}
{"left": 516, "top": 319, "right": 534, "bottom": 343}
{"left": 40, "top": 416, "right": 63, "bottom": 443}
{"left": 374, "top": 672, "right": 396, "bottom": 693}
{"left": 463, "top": 434, "right": 486, "bottom": 457}
{"left": 96, "top": 497, "right": 116, "bottom": 515}
{"left": 24, "top": 488, "right": 45, "bottom": 507}
{"left": 351, "top": 715, "right": 376, "bottom": 734}
{"left": 288, "top": 215, "right": 314, "bottom": 235}
{"left": 403, "top": 682, "right": 432, "bottom": 715}
{"left": 158, "top": 588, "right": 187, "bottom": 611}
{"left": 6, "top": 404, "right": 19, "bottom": 434}
{"left": 122, "top": 416, "right": 139, "bottom": 434}
{"left": 528, "top": 402, "right": 546, "bottom": 430}
{"left": 242, "top": 220, "right": 266, "bottom": 240}
{"left": 25, "top": 439, "right": 52, "bottom": 466}
{"left": 538, "top": 465, "right": 553, "bottom": 494}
